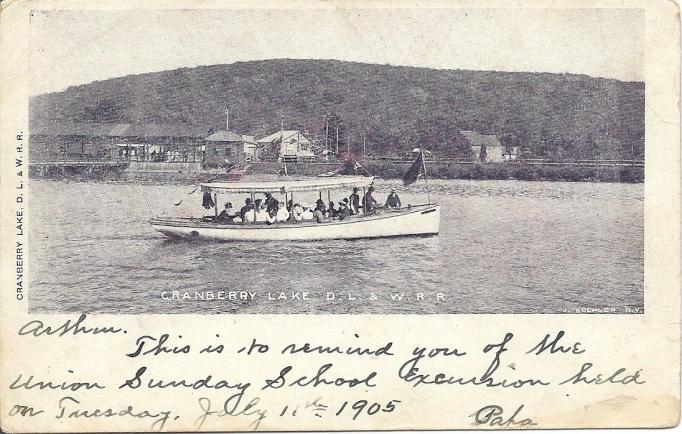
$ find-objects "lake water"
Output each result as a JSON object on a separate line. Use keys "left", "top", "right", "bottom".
{"left": 28, "top": 178, "right": 643, "bottom": 314}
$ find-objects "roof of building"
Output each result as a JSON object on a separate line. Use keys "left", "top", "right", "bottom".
{"left": 205, "top": 130, "right": 244, "bottom": 142}
{"left": 242, "top": 135, "right": 257, "bottom": 145}
{"left": 30, "top": 120, "right": 210, "bottom": 138}
{"left": 257, "top": 130, "right": 311, "bottom": 144}
{"left": 459, "top": 131, "right": 503, "bottom": 148}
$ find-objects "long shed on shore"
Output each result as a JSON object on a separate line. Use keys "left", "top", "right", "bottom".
{"left": 29, "top": 120, "right": 212, "bottom": 163}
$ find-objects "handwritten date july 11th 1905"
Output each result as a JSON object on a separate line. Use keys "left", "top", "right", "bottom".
{"left": 8, "top": 315, "right": 646, "bottom": 431}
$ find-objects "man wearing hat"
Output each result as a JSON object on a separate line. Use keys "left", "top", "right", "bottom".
{"left": 385, "top": 189, "right": 402, "bottom": 209}
{"left": 337, "top": 199, "right": 351, "bottom": 220}
{"left": 264, "top": 192, "right": 278, "bottom": 215}
{"left": 315, "top": 198, "right": 327, "bottom": 214}
{"left": 218, "top": 202, "right": 237, "bottom": 223}
{"left": 363, "top": 185, "right": 379, "bottom": 213}
{"left": 239, "top": 198, "right": 253, "bottom": 221}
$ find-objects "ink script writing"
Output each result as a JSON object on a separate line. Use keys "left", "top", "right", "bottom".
{"left": 6, "top": 316, "right": 647, "bottom": 431}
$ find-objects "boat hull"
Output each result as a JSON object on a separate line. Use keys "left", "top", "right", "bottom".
{"left": 151, "top": 204, "right": 440, "bottom": 241}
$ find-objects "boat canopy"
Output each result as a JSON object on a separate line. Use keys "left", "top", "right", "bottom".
{"left": 201, "top": 176, "right": 374, "bottom": 194}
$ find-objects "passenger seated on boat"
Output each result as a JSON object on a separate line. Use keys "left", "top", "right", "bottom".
{"left": 243, "top": 206, "right": 256, "bottom": 223}
{"left": 276, "top": 201, "right": 290, "bottom": 222}
{"left": 264, "top": 192, "right": 278, "bottom": 214}
{"left": 254, "top": 199, "right": 269, "bottom": 223}
{"left": 240, "top": 198, "right": 253, "bottom": 221}
{"left": 292, "top": 203, "right": 304, "bottom": 222}
{"left": 301, "top": 204, "right": 314, "bottom": 221}
{"left": 267, "top": 201, "right": 290, "bottom": 224}
{"left": 363, "top": 186, "right": 379, "bottom": 213}
{"left": 327, "top": 201, "right": 337, "bottom": 218}
{"left": 385, "top": 189, "right": 402, "bottom": 209}
{"left": 218, "top": 202, "right": 238, "bottom": 223}
{"left": 315, "top": 199, "right": 326, "bottom": 213}
{"left": 337, "top": 200, "right": 351, "bottom": 220}
{"left": 314, "top": 200, "right": 327, "bottom": 221}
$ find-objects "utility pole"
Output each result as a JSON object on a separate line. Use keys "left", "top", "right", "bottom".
{"left": 347, "top": 131, "right": 351, "bottom": 155}
{"left": 335, "top": 125, "right": 339, "bottom": 156}
{"left": 280, "top": 111, "right": 286, "bottom": 171}
{"left": 324, "top": 113, "right": 330, "bottom": 156}
{"left": 225, "top": 107, "right": 229, "bottom": 130}
{"left": 363, "top": 133, "right": 366, "bottom": 157}
{"left": 280, "top": 111, "right": 284, "bottom": 141}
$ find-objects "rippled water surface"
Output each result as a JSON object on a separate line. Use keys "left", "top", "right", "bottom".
{"left": 28, "top": 178, "right": 643, "bottom": 314}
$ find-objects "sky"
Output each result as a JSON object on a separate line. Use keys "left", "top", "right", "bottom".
{"left": 29, "top": 7, "right": 644, "bottom": 95}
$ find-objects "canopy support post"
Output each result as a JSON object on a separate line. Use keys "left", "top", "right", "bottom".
{"left": 327, "top": 190, "right": 331, "bottom": 217}
{"left": 213, "top": 193, "right": 219, "bottom": 220}
{"left": 362, "top": 187, "right": 366, "bottom": 214}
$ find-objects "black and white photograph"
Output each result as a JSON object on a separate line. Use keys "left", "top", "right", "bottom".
{"left": 27, "top": 7, "right": 644, "bottom": 315}
{"left": 3, "top": 1, "right": 681, "bottom": 433}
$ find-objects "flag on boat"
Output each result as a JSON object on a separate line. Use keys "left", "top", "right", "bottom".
{"left": 402, "top": 152, "right": 426, "bottom": 186}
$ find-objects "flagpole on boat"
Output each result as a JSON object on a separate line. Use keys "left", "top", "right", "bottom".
{"left": 421, "top": 148, "right": 431, "bottom": 205}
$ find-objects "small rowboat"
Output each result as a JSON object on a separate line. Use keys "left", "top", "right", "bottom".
{"left": 150, "top": 176, "right": 440, "bottom": 241}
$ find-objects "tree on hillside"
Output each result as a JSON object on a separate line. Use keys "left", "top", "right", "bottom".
{"left": 79, "top": 99, "right": 126, "bottom": 123}
{"left": 364, "top": 128, "right": 400, "bottom": 157}
{"left": 413, "top": 117, "right": 472, "bottom": 158}
{"left": 499, "top": 132, "right": 521, "bottom": 148}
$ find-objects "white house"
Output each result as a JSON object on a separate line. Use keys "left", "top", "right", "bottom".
{"left": 457, "top": 130, "right": 518, "bottom": 163}
{"left": 257, "top": 130, "right": 314, "bottom": 161}
{"left": 242, "top": 135, "right": 258, "bottom": 161}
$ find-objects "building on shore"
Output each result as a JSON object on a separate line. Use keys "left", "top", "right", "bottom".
{"left": 242, "top": 135, "right": 259, "bottom": 161}
{"left": 29, "top": 120, "right": 211, "bottom": 163}
{"left": 455, "top": 130, "right": 518, "bottom": 162}
{"left": 501, "top": 145, "right": 521, "bottom": 161}
{"left": 203, "top": 129, "right": 246, "bottom": 167}
{"left": 257, "top": 130, "right": 314, "bottom": 162}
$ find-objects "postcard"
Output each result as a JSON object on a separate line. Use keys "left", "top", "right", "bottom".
{"left": 0, "top": 0, "right": 679, "bottom": 432}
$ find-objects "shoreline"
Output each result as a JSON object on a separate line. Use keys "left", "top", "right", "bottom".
{"left": 28, "top": 160, "right": 644, "bottom": 184}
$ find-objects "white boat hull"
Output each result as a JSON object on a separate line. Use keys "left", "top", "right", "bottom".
{"left": 151, "top": 204, "right": 440, "bottom": 241}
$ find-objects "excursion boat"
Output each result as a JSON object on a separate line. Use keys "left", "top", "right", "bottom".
{"left": 150, "top": 176, "right": 440, "bottom": 241}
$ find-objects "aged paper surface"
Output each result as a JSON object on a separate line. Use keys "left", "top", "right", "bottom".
{"left": 0, "top": 0, "right": 679, "bottom": 431}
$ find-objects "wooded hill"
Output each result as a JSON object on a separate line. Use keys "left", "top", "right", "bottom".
{"left": 30, "top": 59, "right": 644, "bottom": 159}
